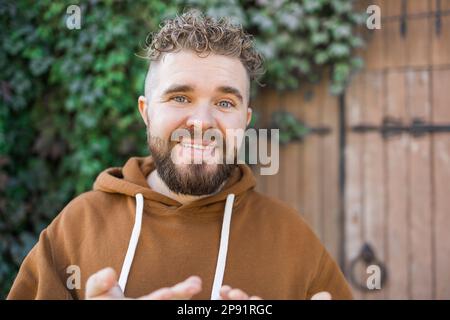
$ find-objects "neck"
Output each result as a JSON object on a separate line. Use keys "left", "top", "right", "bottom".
{"left": 147, "top": 169, "right": 223, "bottom": 204}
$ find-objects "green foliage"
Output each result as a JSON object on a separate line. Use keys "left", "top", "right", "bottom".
{"left": 0, "top": 0, "right": 365, "bottom": 298}
{"left": 270, "top": 111, "right": 311, "bottom": 144}
{"left": 180, "top": 0, "right": 366, "bottom": 92}
{"left": 0, "top": 0, "right": 176, "bottom": 297}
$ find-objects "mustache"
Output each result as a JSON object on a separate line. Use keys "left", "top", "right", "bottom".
{"left": 147, "top": 127, "right": 225, "bottom": 150}
{"left": 170, "top": 126, "right": 224, "bottom": 144}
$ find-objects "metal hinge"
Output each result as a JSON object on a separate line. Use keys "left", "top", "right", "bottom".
{"left": 351, "top": 117, "right": 450, "bottom": 138}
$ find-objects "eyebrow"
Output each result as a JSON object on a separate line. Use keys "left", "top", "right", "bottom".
{"left": 161, "top": 84, "right": 244, "bottom": 104}
{"left": 217, "top": 86, "right": 243, "bottom": 104}
{"left": 161, "top": 84, "right": 195, "bottom": 96}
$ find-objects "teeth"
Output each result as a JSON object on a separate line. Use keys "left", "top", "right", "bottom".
{"left": 181, "top": 143, "right": 212, "bottom": 150}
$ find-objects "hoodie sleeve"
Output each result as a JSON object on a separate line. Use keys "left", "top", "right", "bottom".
{"left": 306, "top": 248, "right": 353, "bottom": 300}
{"left": 7, "top": 226, "right": 71, "bottom": 300}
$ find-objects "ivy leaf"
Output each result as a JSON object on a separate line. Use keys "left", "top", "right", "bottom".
{"left": 328, "top": 43, "right": 350, "bottom": 58}
{"left": 312, "top": 32, "right": 330, "bottom": 45}
{"left": 315, "top": 51, "right": 329, "bottom": 65}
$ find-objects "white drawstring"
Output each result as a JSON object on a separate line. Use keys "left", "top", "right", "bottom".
{"left": 118, "top": 193, "right": 143, "bottom": 293}
{"left": 117, "top": 192, "right": 235, "bottom": 300}
{"left": 210, "top": 193, "right": 235, "bottom": 300}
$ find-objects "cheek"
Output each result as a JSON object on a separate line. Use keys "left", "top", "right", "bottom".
{"left": 214, "top": 110, "right": 248, "bottom": 134}
{"left": 214, "top": 111, "right": 248, "bottom": 150}
{"left": 148, "top": 106, "right": 187, "bottom": 139}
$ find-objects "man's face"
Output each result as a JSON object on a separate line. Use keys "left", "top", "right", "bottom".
{"left": 138, "top": 50, "right": 252, "bottom": 195}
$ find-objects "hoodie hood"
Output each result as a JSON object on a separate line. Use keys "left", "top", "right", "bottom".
{"left": 93, "top": 156, "right": 256, "bottom": 211}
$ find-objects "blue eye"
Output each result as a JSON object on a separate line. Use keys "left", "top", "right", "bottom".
{"left": 172, "top": 96, "right": 189, "bottom": 103}
{"left": 218, "top": 100, "right": 234, "bottom": 109}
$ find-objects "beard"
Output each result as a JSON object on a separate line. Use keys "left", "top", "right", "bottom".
{"left": 147, "top": 127, "right": 236, "bottom": 196}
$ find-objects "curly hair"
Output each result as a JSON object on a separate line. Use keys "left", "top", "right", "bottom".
{"left": 145, "top": 9, "right": 265, "bottom": 82}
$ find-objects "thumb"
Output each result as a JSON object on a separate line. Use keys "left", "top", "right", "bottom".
{"left": 311, "top": 291, "right": 332, "bottom": 300}
{"left": 85, "top": 267, "right": 123, "bottom": 299}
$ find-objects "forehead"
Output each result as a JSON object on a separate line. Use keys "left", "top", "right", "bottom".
{"left": 150, "top": 50, "right": 249, "bottom": 97}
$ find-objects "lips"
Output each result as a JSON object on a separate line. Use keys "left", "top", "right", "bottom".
{"left": 181, "top": 142, "right": 215, "bottom": 150}
{"left": 176, "top": 139, "right": 218, "bottom": 164}
{"left": 179, "top": 136, "right": 217, "bottom": 149}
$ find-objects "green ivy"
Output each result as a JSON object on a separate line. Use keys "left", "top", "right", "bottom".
{"left": 0, "top": 0, "right": 365, "bottom": 298}
{"left": 179, "top": 0, "right": 366, "bottom": 93}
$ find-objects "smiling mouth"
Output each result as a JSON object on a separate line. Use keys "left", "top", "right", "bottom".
{"left": 181, "top": 142, "right": 215, "bottom": 150}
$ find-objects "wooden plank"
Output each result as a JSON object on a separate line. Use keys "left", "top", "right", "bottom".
{"left": 431, "top": 0, "right": 450, "bottom": 11}
{"left": 384, "top": 70, "right": 409, "bottom": 299}
{"left": 276, "top": 92, "right": 293, "bottom": 207}
{"left": 283, "top": 89, "right": 304, "bottom": 215}
{"left": 362, "top": 71, "right": 386, "bottom": 300}
{"left": 384, "top": 0, "right": 402, "bottom": 17}
{"left": 252, "top": 91, "right": 268, "bottom": 194}
{"left": 344, "top": 72, "right": 366, "bottom": 300}
{"left": 384, "top": 0, "right": 430, "bottom": 16}
{"left": 320, "top": 78, "right": 341, "bottom": 261}
{"left": 354, "top": 0, "right": 372, "bottom": 13}
{"left": 432, "top": 14, "right": 450, "bottom": 65}
{"left": 277, "top": 92, "right": 289, "bottom": 205}
{"left": 361, "top": 0, "right": 385, "bottom": 71}
{"left": 383, "top": 20, "right": 407, "bottom": 69}
{"left": 406, "top": 70, "right": 433, "bottom": 299}
{"left": 365, "top": 27, "right": 384, "bottom": 71}
{"left": 408, "top": 0, "right": 431, "bottom": 15}
{"left": 292, "top": 88, "right": 308, "bottom": 219}
{"left": 301, "top": 84, "right": 323, "bottom": 237}
{"left": 432, "top": 68, "right": 450, "bottom": 299}
{"left": 406, "top": 16, "right": 431, "bottom": 67}
{"left": 264, "top": 91, "right": 282, "bottom": 200}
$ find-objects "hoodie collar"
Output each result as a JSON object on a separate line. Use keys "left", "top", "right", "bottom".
{"left": 93, "top": 156, "right": 256, "bottom": 211}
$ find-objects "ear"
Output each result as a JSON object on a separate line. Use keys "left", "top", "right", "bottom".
{"left": 246, "top": 107, "right": 253, "bottom": 127}
{"left": 138, "top": 96, "right": 148, "bottom": 126}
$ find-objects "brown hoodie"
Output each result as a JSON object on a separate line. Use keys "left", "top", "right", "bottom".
{"left": 8, "top": 156, "right": 352, "bottom": 300}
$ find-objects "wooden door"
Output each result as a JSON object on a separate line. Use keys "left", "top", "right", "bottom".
{"left": 345, "top": 0, "right": 450, "bottom": 299}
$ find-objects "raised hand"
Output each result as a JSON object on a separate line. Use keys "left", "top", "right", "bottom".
{"left": 219, "top": 285, "right": 332, "bottom": 300}
{"left": 85, "top": 267, "right": 202, "bottom": 300}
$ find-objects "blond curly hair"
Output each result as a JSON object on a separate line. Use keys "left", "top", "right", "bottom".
{"left": 145, "top": 9, "right": 265, "bottom": 82}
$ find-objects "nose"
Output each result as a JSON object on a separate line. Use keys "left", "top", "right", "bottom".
{"left": 186, "top": 102, "right": 216, "bottom": 133}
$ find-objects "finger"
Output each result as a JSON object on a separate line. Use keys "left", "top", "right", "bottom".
{"left": 85, "top": 267, "right": 121, "bottom": 299}
{"left": 311, "top": 291, "right": 332, "bottom": 300}
{"left": 219, "top": 285, "right": 232, "bottom": 300}
{"left": 168, "top": 276, "right": 202, "bottom": 299}
{"left": 139, "top": 276, "right": 202, "bottom": 300}
{"left": 220, "top": 286, "right": 260, "bottom": 301}
{"left": 227, "top": 288, "right": 249, "bottom": 300}
{"left": 139, "top": 287, "right": 174, "bottom": 300}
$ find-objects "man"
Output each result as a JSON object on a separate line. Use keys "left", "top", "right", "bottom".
{"left": 8, "top": 10, "right": 352, "bottom": 300}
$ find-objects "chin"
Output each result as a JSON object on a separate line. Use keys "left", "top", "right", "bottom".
{"left": 175, "top": 162, "right": 220, "bottom": 174}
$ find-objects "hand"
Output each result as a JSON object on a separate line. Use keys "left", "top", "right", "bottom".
{"left": 85, "top": 267, "right": 202, "bottom": 300}
{"left": 219, "top": 285, "right": 262, "bottom": 300}
{"left": 219, "top": 285, "right": 332, "bottom": 300}
{"left": 311, "top": 291, "right": 332, "bottom": 300}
